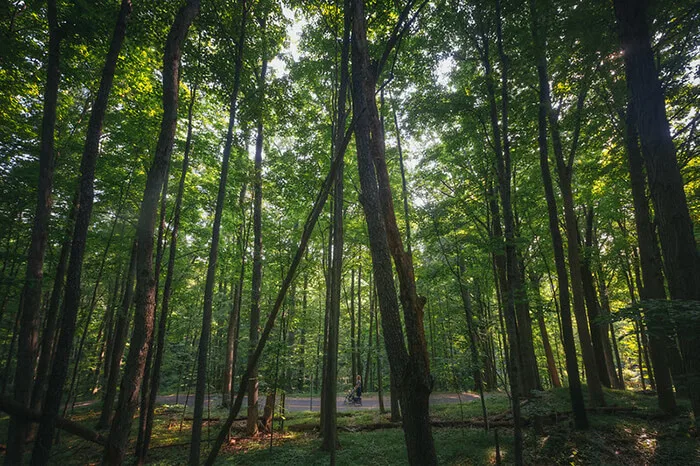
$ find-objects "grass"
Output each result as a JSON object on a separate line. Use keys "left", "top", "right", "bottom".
{"left": 1, "top": 389, "right": 697, "bottom": 465}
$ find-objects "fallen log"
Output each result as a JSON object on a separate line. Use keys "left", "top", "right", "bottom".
{"left": 0, "top": 396, "right": 105, "bottom": 446}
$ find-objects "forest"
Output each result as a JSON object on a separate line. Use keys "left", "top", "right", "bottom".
{"left": 0, "top": 0, "right": 698, "bottom": 464}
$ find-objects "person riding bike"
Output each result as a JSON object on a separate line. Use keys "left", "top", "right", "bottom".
{"left": 353, "top": 374, "right": 362, "bottom": 404}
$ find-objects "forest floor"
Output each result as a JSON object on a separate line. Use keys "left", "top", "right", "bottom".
{"left": 1, "top": 388, "right": 698, "bottom": 464}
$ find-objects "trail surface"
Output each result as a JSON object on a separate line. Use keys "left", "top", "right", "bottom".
{"left": 153, "top": 392, "right": 479, "bottom": 412}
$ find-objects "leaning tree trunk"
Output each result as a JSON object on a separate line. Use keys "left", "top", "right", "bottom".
{"left": 102, "top": 2, "right": 199, "bottom": 464}
{"left": 5, "top": 1, "right": 62, "bottom": 463}
{"left": 29, "top": 3, "right": 132, "bottom": 463}
{"left": 529, "top": 0, "right": 588, "bottom": 429}
{"left": 614, "top": 0, "right": 700, "bottom": 424}
{"left": 203, "top": 80, "right": 354, "bottom": 466}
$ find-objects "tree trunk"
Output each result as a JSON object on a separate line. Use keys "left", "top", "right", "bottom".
{"left": 320, "top": 139, "right": 343, "bottom": 453}
{"left": 29, "top": 3, "right": 132, "bottom": 462}
{"left": 351, "top": 1, "right": 436, "bottom": 463}
{"left": 623, "top": 101, "right": 677, "bottom": 412}
{"left": 579, "top": 212, "right": 614, "bottom": 389}
{"left": 203, "top": 74, "right": 354, "bottom": 466}
{"left": 191, "top": 5, "right": 247, "bottom": 462}
{"left": 614, "top": 0, "right": 700, "bottom": 424}
{"left": 223, "top": 184, "right": 247, "bottom": 407}
{"left": 529, "top": 0, "right": 588, "bottom": 429}
{"left": 97, "top": 243, "right": 136, "bottom": 430}
{"left": 320, "top": 2, "right": 349, "bottom": 451}
{"left": 101, "top": 2, "right": 199, "bottom": 463}
{"left": 5, "top": 2, "right": 62, "bottom": 463}
{"left": 547, "top": 63, "right": 605, "bottom": 409}
{"left": 531, "top": 275, "right": 561, "bottom": 388}
{"left": 30, "top": 194, "right": 76, "bottom": 413}
{"left": 246, "top": 36, "right": 266, "bottom": 442}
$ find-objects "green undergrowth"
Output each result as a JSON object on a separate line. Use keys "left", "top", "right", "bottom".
{"left": 0, "top": 389, "right": 697, "bottom": 464}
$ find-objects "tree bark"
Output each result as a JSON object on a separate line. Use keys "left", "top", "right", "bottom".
{"left": 623, "top": 101, "right": 677, "bottom": 412}
{"left": 529, "top": 0, "right": 588, "bottom": 429}
{"left": 29, "top": 3, "right": 132, "bottom": 463}
{"left": 223, "top": 184, "right": 247, "bottom": 407}
{"left": 321, "top": 2, "right": 349, "bottom": 451}
{"left": 547, "top": 66, "right": 605, "bottom": 408}
{"left": 30, "top": 194, "right": 76, "bottom": 413}
{"left": 247, "top": 17, "right": 266, "bottom": 439}
{"left": 5, "top": 2, "right": 62, "bottom": 463}
{"left": 191, "top": 5, "right": 247, "bottom": 462}
{"left": 351, "top": 1, "right": 436, "bottom": 463}
{"left": 101, "top": 2, "right": 199, "bottom": 463}
{"left": 614, "top": 0, "right": 700, "bottom": 424}
{"left": 97, "top": 243, "right": 136, "bottom": 430}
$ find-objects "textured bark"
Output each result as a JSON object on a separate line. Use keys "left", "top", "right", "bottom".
{"left": 529, "top": 0, "right": 588, "bottom": 429}
{"left": 614, "top": 0, "right": 700, "bottom": 424}
{"left": 352, "top": 1, "right": 436, "bottom": 463}
{"left": 29, "top": 3, "right": 132, "bottom": 463}
{"left": 191, "top": 5, "right": 247, "bottom": 462}
{"left": 5, "top": 2, "right": 61, "bottom": 463}
{"left": 102, "top": 2, "right": 199, "bottom": 463}
{"left": 624, "top": 102, "right": 677, "bottom": 412}
{"left": 138, "top": 86, "right": 197, "bottom": 466}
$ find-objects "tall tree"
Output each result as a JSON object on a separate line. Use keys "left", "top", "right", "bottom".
{"left": 102, "top": 1, "right": 200, "bottom": 463}
{"left": 529, "top": 0, "right": 588, "bottom": 429}
{"left": 27, "top": 2, "right": 132, "bottom": 462}
{"left": 351, "top": 0, "right": 437, "bottom": 463}
{"left": 190, "top": 1, "right": 247, "bottom": 461}
{"left": 4, "top": 1, "right": 62, "bottom": 463}
{"left": 247, "top": 13, "right": 268, "bottom": 437}
{"left": 613, "top": 0, "right": 700, "bottom": 424}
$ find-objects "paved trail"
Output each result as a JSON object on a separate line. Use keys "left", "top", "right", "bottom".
{"left": 153, "top": 392, "right": 479, "bottom": 412}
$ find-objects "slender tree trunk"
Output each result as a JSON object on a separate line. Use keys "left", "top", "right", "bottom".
{"left": 579, "top": 215, "right": 614, "bottom": 389}
{"left": 547, "top": 64, "right": 605, "bottom": 408}
{"left": 97, "top": 242, "right": 137, "bottom": 430}
{"left": 5, "top": 2, "right": 62, "bottom": 463}
{"left": 614, "top": 0, "right": 700, "bottom": 424}
{"left": 529, "top": 0, "right": 588, "bottom": 429}
{"left": 29, "top": 4, "right": 132, "bottom": 463}
{"left": 320, "top": 135, "right": 344, "bottom": 453}
{"left": 204, "top": 76, "right": 354, "bottom": 466}
{"left": 30, "top": 194, "right": 76, "bottom": 413}
{"left": 531, "top": 275, "right": 561, "bottom": 388}
{"left": 247, "top": 18, "right": 267, "bottom": 437}
{"left": 223, "top": 184, "right": 247, "bottom": 407}
{"left": 101, "top": 3, "right": 199, "bottom": 463}
{"left": 191, "top": 6, "right": 247, "bottom": 462}
{"left": 320, "top": 2, "right": 349, "bottom": 451}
